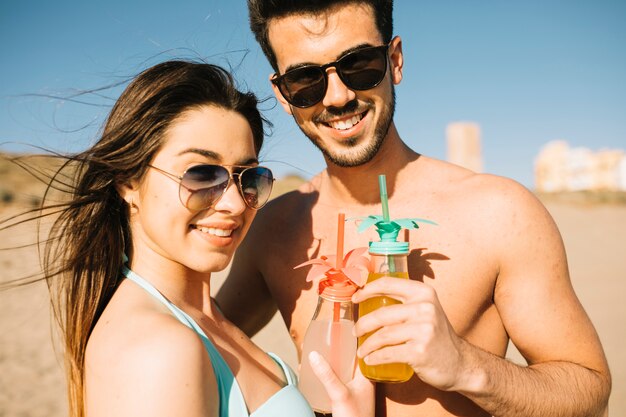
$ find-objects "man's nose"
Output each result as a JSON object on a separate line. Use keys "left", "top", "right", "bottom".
{"left": 321, "top": 68, "right": 357, "bottom": 108}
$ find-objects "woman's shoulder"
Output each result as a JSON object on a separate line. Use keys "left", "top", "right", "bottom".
{"left": 84, "top": 282, "right": 218, "bottom": 415}
{"left": 89, "top": 281, "right": 209, "bottom": 366}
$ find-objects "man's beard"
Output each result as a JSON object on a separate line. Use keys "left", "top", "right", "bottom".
{"left": 294, "top": 83, "right": 396, "bottom": 168}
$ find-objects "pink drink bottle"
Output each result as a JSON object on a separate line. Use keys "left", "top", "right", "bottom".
{"left": 298, "top": 279, "right": 356, "bottom": 413}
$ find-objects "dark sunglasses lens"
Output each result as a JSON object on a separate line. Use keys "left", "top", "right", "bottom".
{"left": 239, "top": 167, "right": 274, "bottom": 209}
{"left": 181, "top": 165, "right": 230, "bottom": 210}
{"left": 278, "top": 46, "right": 388, "bottom": 107}
{"left": 339, "top": 47, "right": 387, "bottom": 90}
{"left": 279, "top": 67, "right": 326, "bottom": 108}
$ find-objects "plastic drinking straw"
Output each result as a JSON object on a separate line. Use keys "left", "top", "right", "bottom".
{"left": 378, "top": 175, "right": 396, "bottom": 273}
{"left": 379, "top": 175, "right": 390, "bottom": 222}
{"left": 333, "top": 212, "right": 345, "bottom": 322}
{"left": 329, "top": 212, "right": 346, "bottom": 381}
{"left": 336, "top": 212, "right": 345, "bottom": 269}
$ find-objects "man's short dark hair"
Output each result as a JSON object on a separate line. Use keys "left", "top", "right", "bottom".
{"left": 248, "top": 0, "right": 394, "bottom": 72}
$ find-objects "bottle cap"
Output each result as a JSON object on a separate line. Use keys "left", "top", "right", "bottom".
{"left": 319, "top": 273, "right": 358, "bottom": 301}
{"left": 369, "top": 240, "right": 409, "bottom": 255}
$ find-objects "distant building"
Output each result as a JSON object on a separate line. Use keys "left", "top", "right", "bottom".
{"left": 534, "top": 140, "right": 626, "bottom": 192}
{"left": 446, "top": 122, "right": 483, "bottom": 173}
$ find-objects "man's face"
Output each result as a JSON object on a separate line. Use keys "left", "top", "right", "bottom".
{"left": 267, "top": 3, "right": 403, "bottom": 168}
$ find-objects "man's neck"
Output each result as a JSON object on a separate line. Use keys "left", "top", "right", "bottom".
{"left": 322, "top": 123, "right": 420, "bottom": 206}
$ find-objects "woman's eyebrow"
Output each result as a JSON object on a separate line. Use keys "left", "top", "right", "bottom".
{"left": 176, "top": 148, "right": 221, "bottom": 159}
{"left": 176, "top": 148, "right": 259, "bottom": 166}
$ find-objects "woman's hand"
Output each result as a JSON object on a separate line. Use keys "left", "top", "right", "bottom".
{"left": 309, "top": 351, "right": 374, "bottom": 417}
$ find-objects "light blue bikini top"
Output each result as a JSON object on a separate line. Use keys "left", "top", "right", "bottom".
{"left": 122, "top": 266, "right": 314, "bottom": 417}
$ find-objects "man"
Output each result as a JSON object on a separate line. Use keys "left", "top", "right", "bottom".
{"left": 217, "top": 1, "right": 611, "bottom": 415}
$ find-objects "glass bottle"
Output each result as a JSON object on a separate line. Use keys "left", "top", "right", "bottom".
{"left": 298, "top": 281, "right": 357, "bottom": 413}
{"left": 357, "top": 242, "right": 414, "bottom": 383}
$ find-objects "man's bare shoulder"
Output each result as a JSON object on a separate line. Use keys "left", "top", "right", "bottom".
{"left": 418, "top": 156, "right": 539, "bottom": 208}
{"left": 411, "top": 157, "right": 552, "bottom": 252}
{"left": 246, "top": 175, "right": 321, "bottom": 240}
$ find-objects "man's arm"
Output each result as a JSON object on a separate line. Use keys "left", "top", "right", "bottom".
{"left": 215, "top": 226, "right": 277, "bottom": 337}
{"left": 353, "top": 178, "right": 611, "bottom": 416}
{"left": 479, "top": 179, "right": 611, "bottom": 415}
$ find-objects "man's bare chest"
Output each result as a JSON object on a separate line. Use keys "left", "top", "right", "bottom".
{"left": 262, "top": 221, "right": 499, "bottom": 351}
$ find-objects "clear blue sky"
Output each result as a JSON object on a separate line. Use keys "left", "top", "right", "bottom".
{"left": 1, "top": 1, "right": 625, "bottom": 189}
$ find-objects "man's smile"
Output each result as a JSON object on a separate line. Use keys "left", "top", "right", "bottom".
{"left": 326, "top": 112, "right": 364, "bottom": 131}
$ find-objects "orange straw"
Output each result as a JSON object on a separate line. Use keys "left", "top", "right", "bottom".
{"left": 330, "top": 213, "right": 345, "bottom": 378}
{"left": 333, "top": 213, "right": 345, "bottom": 322}
{"left": 336, "top": 212, "right": 345, "bottom": 269}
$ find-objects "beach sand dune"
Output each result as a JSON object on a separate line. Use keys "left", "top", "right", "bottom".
{"left": 1, "top": 199, "right": 625, "bottom": 416}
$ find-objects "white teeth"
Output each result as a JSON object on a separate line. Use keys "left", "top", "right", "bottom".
{"left": 196, "top": 227, "right": 233, "bottom": 237}
{"left": 329, "top": 114, "right": 362, "bottom": 130}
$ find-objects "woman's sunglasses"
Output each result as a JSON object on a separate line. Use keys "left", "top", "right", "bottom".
{"left": 148, "top": 164, "right": 274, "bottom": 211}
{"left": 271, "top": 42, "right": 391, "bottom": 108}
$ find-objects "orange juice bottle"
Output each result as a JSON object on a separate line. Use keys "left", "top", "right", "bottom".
{"left": 357, "top": 246, "right": 414, "bottom": 382}
{"left": 355, "top": 174, "right": 436, "bottom": 382}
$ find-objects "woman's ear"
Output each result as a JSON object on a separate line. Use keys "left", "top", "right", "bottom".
{"left": 116, "top": 181, "right": 140, "bottom": 214}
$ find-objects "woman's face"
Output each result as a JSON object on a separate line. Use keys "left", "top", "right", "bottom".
{"left": 126, "top": 105, "right": 260, "bottom": 274}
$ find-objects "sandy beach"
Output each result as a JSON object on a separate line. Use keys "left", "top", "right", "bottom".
{"left": 1, "top": 196, "right": 625, "bottom": 416}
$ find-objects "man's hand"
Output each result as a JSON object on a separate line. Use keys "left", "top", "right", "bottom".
{"left": 352, "top": 277, "right": 477, "bottom": 393}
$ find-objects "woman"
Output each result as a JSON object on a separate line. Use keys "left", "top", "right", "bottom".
{"left": 18, "top": 61, "right": 371, "bottom": 417}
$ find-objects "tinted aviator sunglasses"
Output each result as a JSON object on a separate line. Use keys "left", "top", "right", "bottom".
{"left": 148, "top": 164, "right": 274, "bottom": 211}
{"left": 271, "top": 42, "right": 391, "bottom": 108}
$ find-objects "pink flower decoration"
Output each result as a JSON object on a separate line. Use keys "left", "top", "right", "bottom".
{"left": 294, "top": 247, "right": 370, "bottom": 290}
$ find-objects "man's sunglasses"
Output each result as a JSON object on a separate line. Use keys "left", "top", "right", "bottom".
{"left": 271, "top": 42, "right": 391, "bottom": 108}
{"left": 148, "top": 164, "right": 274, "bottom": 211}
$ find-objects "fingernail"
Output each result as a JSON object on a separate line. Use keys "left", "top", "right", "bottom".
{"left": 309, "top": 351, "right": 321, "bottom": 365}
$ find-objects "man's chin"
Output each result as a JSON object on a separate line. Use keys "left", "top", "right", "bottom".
{"left": 323, "top": 148, "right": 378, "bottom": 168}
{"left": 319, "top": 136, "right": 385, "bottom": 167}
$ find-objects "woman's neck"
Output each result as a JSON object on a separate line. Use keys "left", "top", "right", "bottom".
{"left": 126, "top": 248, "right": 215, "bottom": 317}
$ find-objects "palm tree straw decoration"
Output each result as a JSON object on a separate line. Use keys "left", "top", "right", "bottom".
{"left": 356, "top": 175, "right": 438, "bottom": 273}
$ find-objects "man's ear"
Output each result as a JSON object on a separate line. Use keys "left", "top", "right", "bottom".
{"left": 389, "top": 36, "right": 404, "bottom": 85}
{"left": 269, "top": 72, "right": 293, "bottom": 115}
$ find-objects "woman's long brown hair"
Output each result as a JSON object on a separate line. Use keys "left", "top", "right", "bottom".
{"left": 4, "top": 60, "right": 267, "bottom": 417}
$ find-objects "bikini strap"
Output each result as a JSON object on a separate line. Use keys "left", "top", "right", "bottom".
{"left": 267, "top": 352, "right": 297, "bottom": 386}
